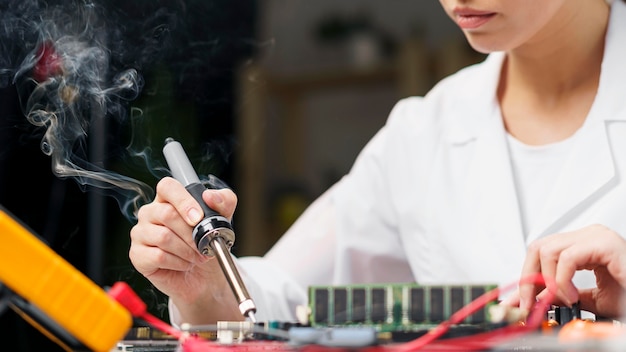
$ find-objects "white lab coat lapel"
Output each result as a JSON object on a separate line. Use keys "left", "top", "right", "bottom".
{"left": 464, "top": 109, "right": 527, "bottom": 265}
{"left": 450, "top": 53, "right": 527, "bottom": 268}
{"left": 526, "top": 1, "right": 626, "bottom": 242}
{"left": 526, "top": 124, "right": 616, "bottom": 242}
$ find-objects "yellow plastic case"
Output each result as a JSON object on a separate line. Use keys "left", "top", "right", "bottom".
{"left": 0, "top": 207, "right": 132, "bottom": 351}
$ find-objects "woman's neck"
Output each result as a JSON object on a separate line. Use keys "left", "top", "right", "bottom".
{"left": 498, "top": 1, "right": 610, "bottom": 145}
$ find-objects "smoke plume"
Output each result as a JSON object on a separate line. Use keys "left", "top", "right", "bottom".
{"left": 1, "top": 0, "right": 170, "bottom": 221}
{"left": 1, "top": 0, "right": 257, "bottom": 224}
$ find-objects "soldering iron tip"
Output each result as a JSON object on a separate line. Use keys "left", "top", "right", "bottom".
{"left": 247, "top": 311, "right": 257, "bottom": 323}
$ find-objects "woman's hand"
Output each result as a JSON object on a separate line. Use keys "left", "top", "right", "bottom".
{"left": 129, "top": 177, "right": 241, "bottom": 324}
{"left": 518, "top": 225, "right": 626, "bottom": 319}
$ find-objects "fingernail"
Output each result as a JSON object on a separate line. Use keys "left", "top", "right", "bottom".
{"left": 565, "top": 287, "right": 579, "bottom": 306}
{"left": 188, "top": 208, "right": 202, "bottom": 224}
{"left": 210, "top": 191, "right": 223, "bottom": 205}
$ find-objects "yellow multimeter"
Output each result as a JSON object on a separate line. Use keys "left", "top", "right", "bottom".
{"left": 0, "top": 206, "right": 132, "bottom": 351}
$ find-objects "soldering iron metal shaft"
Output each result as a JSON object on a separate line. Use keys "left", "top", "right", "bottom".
{"left": 163, "top": 137, "right": 257, "bottom": 322}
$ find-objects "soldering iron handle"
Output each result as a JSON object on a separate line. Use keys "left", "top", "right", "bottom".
{"left": 185, "top": 182, "right": 221, "bottom": 219}
{"left": 163, "top": 137, "right": 221, "bottom": 219}
{"left": 162, "top": 137, "right": 256, "bottom": 322}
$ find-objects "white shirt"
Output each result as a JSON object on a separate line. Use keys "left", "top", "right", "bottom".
{"left": 171, "top": 1, "right": 626, "bottom": 324}
{"left": 507, "top": 132, "right": 579, "bottom": 238}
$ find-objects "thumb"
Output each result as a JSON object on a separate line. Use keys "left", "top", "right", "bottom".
{"left": 202, "top": 188, "right": 237, "bottom": 220}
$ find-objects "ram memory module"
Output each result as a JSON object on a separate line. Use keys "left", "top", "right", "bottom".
{"left": 308, "top": 283, "right": 498, "bottom": 332}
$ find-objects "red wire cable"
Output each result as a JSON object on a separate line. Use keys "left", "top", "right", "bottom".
{"left": 109, "top": 274, "right": 556, "bottom": 352}
{"left": 139, "top": 312, "right": 184, "bottom": 339}
{"left": 392, "top": 273, "right": 556, "bottom": 351}
{"left": 108, "top": 281, "right": 191, "bottom": 341}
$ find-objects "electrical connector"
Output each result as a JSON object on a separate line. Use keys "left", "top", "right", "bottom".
{"left": 107, "top": 281, "right": 185, "bottom": 341}
{"left": 107, "top": 281, "right": 147, "bottom": 317}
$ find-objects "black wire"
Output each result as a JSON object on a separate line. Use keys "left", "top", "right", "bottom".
{"left": 0, "top": 282, "right": 9, "bottom": 317}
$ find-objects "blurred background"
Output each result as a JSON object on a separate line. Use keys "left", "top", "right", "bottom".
{"left": 0, "top": 0, "right": 484, "bottom": 349}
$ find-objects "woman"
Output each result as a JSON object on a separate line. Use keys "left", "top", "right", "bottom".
{"left": 129, "top": 0, "right": 626, "bottom": 326}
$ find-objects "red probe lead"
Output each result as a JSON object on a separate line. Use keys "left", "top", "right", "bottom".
{"left": 108, "top": 281, "right": 183, "bottom": 340}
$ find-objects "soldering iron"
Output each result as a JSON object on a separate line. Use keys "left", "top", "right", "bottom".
{"left": 163, "top": 137, "right": 257, "bottom": 323}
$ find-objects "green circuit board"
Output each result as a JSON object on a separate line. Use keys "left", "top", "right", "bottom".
{"left": 308, "top": 283, "right": 498, "bottom": 332}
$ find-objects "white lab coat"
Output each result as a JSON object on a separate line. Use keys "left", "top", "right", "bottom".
{"left": 170, "top": 1, "right": 626, "bottom": 323}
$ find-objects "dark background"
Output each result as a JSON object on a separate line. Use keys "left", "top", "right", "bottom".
{"left": 0, "top": 0, "right": 257, "bottom": 350}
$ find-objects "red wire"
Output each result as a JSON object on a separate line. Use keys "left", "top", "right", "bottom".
{"left": 392, "top": 273, "right": 556, "bottom": 351}
{"left": 110, "top": 274, "right": 556, "bottom": 352}
{"left": 108, "top": 281, "right": 216, "bottom": 347}
{"left": 139, "top": 311, "right": 184, "bottom": 340}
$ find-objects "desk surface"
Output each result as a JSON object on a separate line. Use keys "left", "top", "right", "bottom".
{"left": 113, "top": 331, "right": 626, "bottom": 352}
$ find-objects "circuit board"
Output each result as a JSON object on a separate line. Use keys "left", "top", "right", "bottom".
{"left": 111, "top": 288, "right": 618, "bottom": 352}
{"left": 308, "top": 283, "right": 498, "bottom": 331}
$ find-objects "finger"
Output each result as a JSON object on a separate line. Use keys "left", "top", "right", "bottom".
{"left": 136, "top": 199, "right": 201, "bottom": 256}
{"left": 202, "top": 188, "right": 237, "bottom": 220}
{"left": 584, "top": 265, "right": 626, "bottom": 319}
{"left": 551, "top": 225, "right": 623, "bottom": 306}
{"left": 130, "top": 240, "right": 197, "bottom": 275}
{"left": 132, "top": 209, "right": 205, "bottom": 263}
{"left": 536, "top": 238, "right": 566, "bottom": 300}
{"left": 601, "top": 231, "right": 626, "bottom": 289}
{"left": 130, "top": 220, "right": 204, "bottom": 263}
{"left": 129, "top": 227, "right": 198, "bottom": 277}
{"left": 553, "top": 247, "right": 588, "bottom": 306}
{"left": 531, "top": 232, "right": 584, "bottom": 306}
{"left": 535, "top": 287, "right": 566, "bottom": 307}
{"left": 577, "top": 288, "right": 602, "bottom": 317}
{"left": 155, "top": 177, "right": 205, "bottom": 225}
{"left": 519, "top": 238, "right": 547, "bottom": 311}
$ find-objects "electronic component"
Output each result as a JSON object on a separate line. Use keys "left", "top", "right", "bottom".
{"left": 253, "top": 321, "right": 304, "bottom": 341}
{"left": 0, "top": 205, "right": 132, "bottom": 351}
{"left": 114, "top": 278, "right": 595, "bottom": 350}
{"left": 546, "top": 303, "right": 581, "bottom": 326}
{"left": 308, "top": 283, "right": 497, "bottom": 332}
{"left": 288, "top": 326, "right": 378, "bottom": 347}
{"left": 558, "top": 319, "right": 626, "bottom": 343}
{"left": 163, "top": 138, "right": 257, "bottom": 322}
